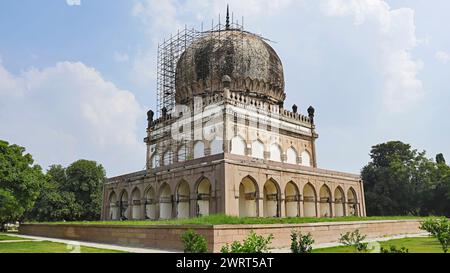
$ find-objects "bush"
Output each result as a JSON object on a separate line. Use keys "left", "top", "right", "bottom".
{"left": 220, "top": 230, "right": 274, "bottom": 253}
{"left": 380, "top": 246, "right": 409, "bottom": 253}
{"left": 420, "top": 218, "right": 450, "bottom": 253}
{"left": 290, "top": 230, "right": 314, "bottom": 253}
{"left": 181, "top": 229, "right": 208, "bottom": 253}
{"left": 339, "top": 229, "right": 368, "bottom": 252}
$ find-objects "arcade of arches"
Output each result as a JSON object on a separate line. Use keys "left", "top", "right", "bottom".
{"left": 106, "top": 176, "right": 362, "bottom": 220}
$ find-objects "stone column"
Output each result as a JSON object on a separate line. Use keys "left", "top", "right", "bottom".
{"left": 280, "top": 195, "right": 286, "bottom": 218}
{"left": 315, "top": 201, "right": 319, "bottom": 218}
{"left": 299, "top": 198, "right": 304, "bottom": 217}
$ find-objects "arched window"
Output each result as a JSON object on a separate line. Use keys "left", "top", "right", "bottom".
{"left": 286, "top": 147, "right": 297, "bottom": 164}
{"left": 194, "top": 141, "right": 205, "bottom": 159}
{"left": 177, "top": 145, "right": 187, "bottom": 162}
{"left": 231, "top": 136, "right": 246, "bottom": 156}
{"left": 301, "top": 151, "right": 311, "bottom": 167}
{"left": 163, "top": 150, "right": 173, "bottom": 166}
{"left": 151, "top": 153, "right": 160, "bottom": 168}
{"left": 269, "top": 144, "right": 282, "bottom": 162}
{"left": 210, "top": 138, "right": 223, "bottom": 155}
{"left": 252, "top": 140, "right": 265, "bottom": 159}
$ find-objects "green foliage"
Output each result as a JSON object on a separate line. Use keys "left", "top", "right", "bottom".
{"left": 290, "top": 230, "right": 314, "bottom": 253}
{"left": 220, "top": 231, "right": 274, "bottom": 253}
{"left": 420, "top": 218, "right": 450, "bottom": 253}
{"left": 27, "top": 160, "right": 105, "bottom": 222}
{"left": 339, "top": 229, "right": 368, "bottom": 252}
{"left": 0, "top": 140, "right": 45, "bottom": 230}
{"left": 362, "top": 141, "right": 450, "bottom": 217}
{"left": 181, "top": 229, "right": 208, "bottom": 253}
{"left": 380, "top": 245, "right": 409, "bottom": 253}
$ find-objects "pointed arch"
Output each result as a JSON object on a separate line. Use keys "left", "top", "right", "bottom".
{"left": 334, "top": 186, "right": 345, "bottom": 217}
{"left": 119, "top": 190, "right": 129, "bottom": 220}
{"left": 269, "top": 143, "right": 282, "bottom": 162}
{"left": 285, "top": 182, "right": 300, "bottom": 217}
{"left": 163, "top": 149, "right": 173, "bottom": 166}
{"left": 239, "top": 176, "right": 258, "bottom": 217}
{"left": 144, "top": 186, "right": 156, "bottom": 220}
{"left": 347, "top": 187, "right": 358, "bottom": 216}
{"left": 196, "top": 177, "right": 211, "bottom": 217}
{"left": 177, "top": 145, "right": 187, "bottom": 162}
{"left": 193, "top": 141, "right": 205, "bottom": 159}
{"left": 131, "top": 187, "right": 141, "bottom": 220}
{"left": 251, "top": 139, "right": 265, "bottom": 159}
{"left": 231, "top": 135, "right": 246, "bottom": 156}
{"left": 158, "top": 183, "right": 172, "bottom": 220}
{"left": 286, "top": 147, "right": 298, "bottom": 165}
{"left": 108, "top": 191, "right": 118, "bottom": 220}
{"left": 303, "top": 183, "right": 317, "bottom": 217}
{"left": 319, "top": 185, "right": 332, "bottom": 217}
{"left": 176, "top": 180, "right": 190, "bottom": 219}
{"left": 263, "top": 178, "right": 281, "bottom": 217}
{"left": 151, "top": 152, "right": 160, "bottom": 168}
{"left": 301, "top": 150, "right": 311, "bottom": 167}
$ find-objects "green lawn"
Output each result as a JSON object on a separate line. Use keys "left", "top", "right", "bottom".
{"left": 0, "top": 234, "right": 27, "bottom": 241}
{"left": 0, "top": 240, "right": 125, "bottom": 253}
{"left": 313, "top": 237, "right": 446, "bottom": 253}
{"left": 30, "top": 214, "right": 431, "bottom": 226}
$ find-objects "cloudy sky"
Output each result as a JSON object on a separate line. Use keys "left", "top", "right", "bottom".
{"left": 0, "top": 0, "right": 448, "bottom": 177}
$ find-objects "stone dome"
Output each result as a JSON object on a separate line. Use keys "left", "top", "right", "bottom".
{"left": 175, "top": 29, "right": 285, "bottom": 104}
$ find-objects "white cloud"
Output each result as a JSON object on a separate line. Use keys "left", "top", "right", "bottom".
{"left": 435, "top": 51, "right": 450, "bottom": 64}
{"left": 0, "top": 62, "right": 145, "bottom": 176}
{"left": 114, "top": 52, "right": 129, "bottom": 63}
{"left": 321, "top": 0, "right": 423, "bottom": 113}
{"left": 66, "top": 0, "right": 81, "bottom": 6}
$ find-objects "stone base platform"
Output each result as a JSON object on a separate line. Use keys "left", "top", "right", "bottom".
{"left": 19, "top": 220, "right": 422, "bottom": 253}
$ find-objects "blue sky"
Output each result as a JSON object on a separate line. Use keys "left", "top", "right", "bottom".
{"left": 0, "top": 0, "right": 449, "bottom": 177}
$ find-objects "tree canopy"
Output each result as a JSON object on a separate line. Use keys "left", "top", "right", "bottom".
{"left": 0, "top": 140, "right": 45, "bottom": 230}
{"left": 362, "top": 141, "right": 450, "bottom": 217}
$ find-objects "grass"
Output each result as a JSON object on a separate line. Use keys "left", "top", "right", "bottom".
{"left": 29, "top": 214, "right": 431, "bottom": 226}
{"left": 0, "top": 234, "right": 27, "bottom": 241}
{"left": 312, "top": 237, "right": 446, "bottom": 253}
{"left": 0, "top": 240, "right": 125, "bottom": 253}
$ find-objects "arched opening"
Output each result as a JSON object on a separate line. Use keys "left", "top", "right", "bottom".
{"left": 144, "top": 186, "right": 156, "bottom": 220}
{"left": 286, "top": 147, "right": 297, "bottom": 165}
{"left": 269, "top": 144, "right": 282, "bottom": 162}
{"left": 334, "top": 187, "right": 345, "bottom": 217}
{"left": 194, "top": 141, "right": 205, "bottom": 159}
{"left": 251, "top": 140, "right": 265, "bottom": 159}
{"left": 197, "top": 178, "right": 211, "bottom": 217}
{"left": 131, "top": 188, "right": 141, "bottom": 220}
{"left": 176, "top": 181, "right": 190, "bottom": 219}
{"left": 159, "top": 183, "right": 172, "bottom": 220}
{"left": 151, "top": 153, "right": 160, "bottom": 168}
{"left": 347, "top": 188, "right": 358, "bottom": 216}
{"left": 303, "top": 183, "right": 317, "bottom": 217}
{"left": 119, "top": 190, "right": 129, "bottom": 220}
{"left": 108, "top": 192, "right": 118, "bottom": 220}
{"left": 177, "top": 145, "right": 187, "bottom": 162}
{"left": 319, "top": 185, "right": 332, "bottom": 217}
{"left": 231, "top": 135, "right": 246, "bottom": 156}
{"left": 301, "top": 151, "right": 311, "bottom": 167}
{"left": 239, "top": 176, "right": 258, "bottom": 217}
{"left": 263, "top": 179, "right": 280, "bottom": 217}
{"left": 285, "top": 182, "right": 300, "bottom": 217}
{"left": 210, "top": 137, "right": 223, "bottom": 155}
{"left": 163, "top": 150, "right": 173, "bottom": 166}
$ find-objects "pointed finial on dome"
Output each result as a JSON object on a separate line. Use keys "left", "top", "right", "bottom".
{"left": 226, "top": 4, "right": 230, "bottom": 30}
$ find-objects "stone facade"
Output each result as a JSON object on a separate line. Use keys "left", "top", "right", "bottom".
{"left": 102, "top": 24, "right": 366, "bottom": 221}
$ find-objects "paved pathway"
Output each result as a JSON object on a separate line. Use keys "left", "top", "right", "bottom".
{"left": 4, "top": 233, "right": 178, "bottom": 253}
{"left": 272, "top": 232, "right": 430, "bottom": 253}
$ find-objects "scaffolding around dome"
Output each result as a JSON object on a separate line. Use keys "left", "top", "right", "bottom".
{"left": 156, "top": 18, "right": 247, "bottom": 166}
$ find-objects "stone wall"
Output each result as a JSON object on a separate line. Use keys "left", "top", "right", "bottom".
{"left": 19, "top": 220, "right": 422, "bottom": 252}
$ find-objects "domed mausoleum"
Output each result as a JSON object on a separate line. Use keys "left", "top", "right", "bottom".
{"left": 102, "top": 13, "right": 366, "bottom": 221}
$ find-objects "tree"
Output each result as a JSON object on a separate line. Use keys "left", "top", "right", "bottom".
{"left": 63, "top": 160, "right": 105, "bottom": 220}
{"left": 0, "top": 140, "right": 45, "bottom": 230}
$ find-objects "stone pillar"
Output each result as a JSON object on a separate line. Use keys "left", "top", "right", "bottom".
{"left": 140, "top": 200, "right": 146, "bottom": 220}
{"left": 127, "top": 197, "right": 133, "bottom": 220}
{"left": 331, "top": 202, "right": 335, "bottom": 218}
{"left": 280, "top": 194, "right": 286, "bottom": 218}
{"left": 257, "top": 195, "right": 264, "bottom": 217}
{"left": 315, "top": 201, "right": 320, "bottom": 218}
{"left": 299, "top": 198, "right": 304, "bottom": 217}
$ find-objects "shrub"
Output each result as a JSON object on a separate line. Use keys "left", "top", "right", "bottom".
{"left": 290, "top": 230, "right": 314, "bottom": 253}
{"left": 339, "top": 229, "right": 368, "bottom": 252}
{"left": 380, "top": 246, "right": 409, "bottom": 253}
{"left": 420, "top": 218, "right": 450, "bottom": 253}
{"left": 220, "top": 230, "right": 274, "bottom": 253}
{"left": 181, "top": 229, "right": 208, "bottom": 253}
